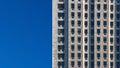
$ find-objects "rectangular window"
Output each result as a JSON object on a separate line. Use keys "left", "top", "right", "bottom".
{"left": 85, "top": 21, "right": 88, "bottom": 27}
{"left": 58, "top": 21, "right": 64, "bottom": 27}
{"left": 78, "top": 4, "right": 81, "bottom": 10}
{"left": 104, "top": 13, "right": 107, "bottom": 19}
{"left": 78, "top": 28, "right": 81, "bottom": 35}
{"left": 110, "top": 5, "right": 113, "bottom": 11}
{"left": 103, "top": 45, "right": 107, "bottom": 51}
{"left": 110, "top": 14, "right": 113, "bottom": 19}
{"left": 104, "top": 61, "right": 107, "bottom": 67}
{"left": 71, "top": 61, "right": 74, "bottom": 67}
{"left": 85, "top": 4, "right": 88, "bottom": 11}
{"left": 85, "top": 54, "right": 88, "bottom": 60}
{"left": 78, "top": 61, "right": 81, "bottom": 67}
{"left": 97, "top": 29, "right": 100, "bottom": 35}
{"left": 97, "top": 45, "right": 100, "bottom": 51}
{"left": 71, "top": 53, "right": 75, "bottom": 59}
{"left": 71, "top": 3, "right": 74, "bottom": 10}
{"left": 85, "top": 29, "right": 88, "bottom": 35}
{"left": 71, "top": 12, "right": 75, "bottom": 18}
{"left": 71, "top": 20, "right": 74, "bottom": 26}
{"left": 58, "top": 37, "right": 64, "bottom": 43}
{"left": 110, "top": 46, "right": 113, "bottom": 52}
{"left": 58, "top": 13, "right": 64, "bottom": 19}
{"left": 85, "top": 46, "right": 88, "bottom": 51}
{"left": 97, "top": 4, "right": 100, "bottom": 10}
{"left": 97, "top": 13, "right": 100, "bottom": 19}
{"left": 97, "top": 61, "right": 100, "bottom": 67}
{"left": 71, "top": 28, "right": 75, "bottom": 35}
{"left": 78, "top": 37, "right": 81, "bottom": 43}
{"left": 78, "top": 12, "right": 81, "bottom": 18}
{"left": 58, "top": 29, "right": 64, "bottom": 35}
{"left": 58, "top": 4, "right": 64, "bottom": 10}
{"left": 71, "top": 37, "right": 75, "bottom": 43}
{"left": 97, "top": 53, "right": 100, "bottom": 59}
{"left": 103, "top": 21, "right": 107, "bottom": 27}
{"left": 85, "top": 13, "right": 88, "bottom": 19}
{"left": 103, "top": 29, "right": 107, "bottom": 35}
{"left": 103, "top": 37, "right": 107, "bottom": 43}
{"left": 78, "top": 45, "right": 81, "bottom": 51}
{"left": 78, "top": 20, "right": 81, "bottom": 26}
{"left": 104, "top": 4, "right": 107, "bottom": 10}
{"left": 103, "top": 53, "right": 107, "bottom": 59}
{"left": 58, "top": 45, "right": 64, "bottom": 51}
{"left": 97, "top": 21, "right": 100, "bottom": 27}
{"left": 71, "top": 45, "right": 74, "bottom": 51}
{"left": 97, "top": 37, "right": 100, "bottom": 43}
{"left": 78, "top": 53, "right": 81, "bottom": 59}
{"left": 58, "top": 62, "right": 64, "bottom": 68}
{"left": 110, "top": 22, "right": 113, "bottom": 28}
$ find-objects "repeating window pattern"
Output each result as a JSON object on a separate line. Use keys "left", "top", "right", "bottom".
{"left": 53, "top": 0, "right": 120, "bottom": 68}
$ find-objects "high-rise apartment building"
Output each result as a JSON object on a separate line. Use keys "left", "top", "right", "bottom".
{"left": 52, "top": 0, "right": 120, "bottom": 68}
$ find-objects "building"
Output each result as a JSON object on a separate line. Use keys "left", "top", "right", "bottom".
{"left": 52, "top": 0, "right": 120, "bottom": 68}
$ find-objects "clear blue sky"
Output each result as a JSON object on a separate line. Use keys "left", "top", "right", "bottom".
{"left": 0, "top": 0, "right": 51, "bottom": 68}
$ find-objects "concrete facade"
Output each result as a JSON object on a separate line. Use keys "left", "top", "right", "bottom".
{"left": 52, "top": 0, "right": 120, "bottom": 68}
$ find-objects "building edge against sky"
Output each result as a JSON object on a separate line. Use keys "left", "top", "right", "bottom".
{"left": 52, "top": 0, "right": 120, "bottom": 68}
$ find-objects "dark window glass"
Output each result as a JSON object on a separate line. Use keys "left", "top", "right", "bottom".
{"left": 71, "top": 12, "right": 74, "bottom": 18}
{"left": 71, "top": 3, "right": 74, "bottom": 10}
{"left": 97, "top": 13, "right": 100, "bottom": 19}
{"left": 58, "top": 4, "right": 64, "bottom": 10}
{"left": 78, "top": 4, "right": 81, "bottom": 10}
{"left": 97, "top": 4, "right": 100, "bottom": 10}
